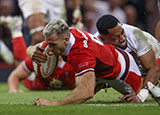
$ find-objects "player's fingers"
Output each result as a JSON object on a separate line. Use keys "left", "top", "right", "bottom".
{"left": 120, "top": 94, "right": 130, "bottom": 102}
{"left": 32, "top": 55, "right": 47, "bottom": 64}
{"left": 120, "top": 94, "right": 134, "bottom": 102}
{"left": 9, "top": 89, "right": 19, "bottom": 93}
{"left": 35, "top": 98, "right": 41, "bottom": 106}
{"left": 19, "top": 89, "right": 24, "bottom": 93}
{"left": 126, "top": 95, "right": 136, "bottom": 102}
{"left": 33, "top": 52, "right": 47, "bottom": 61}
{"left": 38, "top": 46, "right": 45, "bottom": 52}
{"left": 34, "top": 60, "right": 41, "bottom": 66}
{"left": 130, "top": 96, "right": 141, "bottom": 103}
{"left": 130, "top": 98, "right": 138, "bottom": 103}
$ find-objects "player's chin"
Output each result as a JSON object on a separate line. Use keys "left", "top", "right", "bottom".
{"left": 115, "top": 44, "right": 127, "bottom": 50}
{"left": 120, "top": 43, "right": 127, "bottom": 50}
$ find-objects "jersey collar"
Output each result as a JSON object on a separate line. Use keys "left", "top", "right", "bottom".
{"left": 62, "top": 32, "right": 75, "bottom": 56}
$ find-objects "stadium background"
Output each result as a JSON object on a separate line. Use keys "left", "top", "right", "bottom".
{"left": 0, "top": 0, "right": 159, "bottom": 82}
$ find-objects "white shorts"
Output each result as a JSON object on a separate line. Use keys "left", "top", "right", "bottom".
{"left": 18, "top": 0, "right": 66, "bottom": 21}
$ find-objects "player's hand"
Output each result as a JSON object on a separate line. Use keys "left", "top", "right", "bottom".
{"left": 9, "top": 89, "right": 23, "bottom": 93}
{"left": 120, "top": 93, "right": 141, "bottom": 103}
{"left": 26, "top": 44, "right": 47, "bottom": 65}
{"left": 35, "top": 98, "right": 55, "bottom": 106}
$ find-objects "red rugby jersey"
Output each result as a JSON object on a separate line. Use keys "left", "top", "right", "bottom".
{"left": 64, "top": 28, "right": 121, "bottom": 79}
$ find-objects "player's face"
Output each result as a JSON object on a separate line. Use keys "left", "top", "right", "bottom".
{"left": 101, "top": 24, "right": 127, "bottom": 50}
{"left": 46, "top": 33, "right": 69, "bottom": 56}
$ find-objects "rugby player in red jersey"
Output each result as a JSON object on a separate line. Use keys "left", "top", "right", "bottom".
{"left": 27, "top": 19, "right": 148, "bottom": 106}
{"left": 8, "top": 41, "right": 75, "bottom": 92}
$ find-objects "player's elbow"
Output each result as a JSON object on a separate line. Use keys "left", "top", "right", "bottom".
{"left": 87, "top": 91, "right": 94, "bottom": 99}
{"left": 82, "top": 91, "right": 94, "bottom": 101}
{"left": 84, "top": 87, "right": 95, "bottom": 100}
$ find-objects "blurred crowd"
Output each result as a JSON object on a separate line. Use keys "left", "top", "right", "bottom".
{"left": 0, "top": 0, "right": 159, "bottom": 82}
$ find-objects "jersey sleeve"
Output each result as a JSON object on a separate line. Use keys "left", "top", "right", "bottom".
{"left": 18, "top": 0, "right": 46, "bottom": 19}
{"left": 68, "top": 50, "right": 96, "bottom": 76}
{"left": 133, "top": 28, "right": 151, "bottom": 57}
{"left": 11, "top": 36, "right": 27, "bottom": 61}
{"left": 22, "top": 57, "right": 33, "bottom": 73}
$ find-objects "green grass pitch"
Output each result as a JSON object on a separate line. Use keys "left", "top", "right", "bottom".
{"left": 0, "top": 83, "right": 160, "bottom": 115}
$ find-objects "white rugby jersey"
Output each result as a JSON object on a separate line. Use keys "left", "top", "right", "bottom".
{"left": 95, "top": 24, "right": 160, "bottom": 58}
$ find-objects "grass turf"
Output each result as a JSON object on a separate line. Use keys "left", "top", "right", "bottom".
{"left": 0, "top": 83, "right": 160, "bottom": 115}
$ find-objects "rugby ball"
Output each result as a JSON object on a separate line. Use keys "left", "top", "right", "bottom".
{"left": 33, "top": 41, "right": 58, "bottom": 79}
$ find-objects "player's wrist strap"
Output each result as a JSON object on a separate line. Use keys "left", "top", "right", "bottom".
{"left": 73, "top": 8, "right": 81, "bottom": 18}
{"left": 30, "top": 26, "right": 44, "bottom": 35}
{"left": 137, "top": 88, "right": 150, "bottom": 102}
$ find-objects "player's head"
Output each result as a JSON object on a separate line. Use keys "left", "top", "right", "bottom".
{"left": 96, "top": 14, "right": 127, "bottom": 50}
{"left": 43, "top": 19, "right": 70, "bottom": 56}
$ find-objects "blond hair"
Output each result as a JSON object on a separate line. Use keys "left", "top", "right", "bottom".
{"left": 43, "top": 19, "right": 70, "bottom": 39}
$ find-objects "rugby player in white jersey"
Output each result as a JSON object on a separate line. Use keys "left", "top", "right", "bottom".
{"left": 95, "top": 14, "right": 160, "bottom": 102}
{"left": 18, "top": 0, "right": 83, "bottom": 45}
{"left": 26, "top": 19, "right": 150, "bottom": 105}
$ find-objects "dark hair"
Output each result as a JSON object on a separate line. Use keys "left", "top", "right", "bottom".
{"left": 96, "top": 14, "right": 120, "bottom": 35}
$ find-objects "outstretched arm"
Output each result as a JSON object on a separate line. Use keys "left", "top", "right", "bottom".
{"left": 8, "top": 63, "right": 30, "bottom": 93}
{"left": 35, "top": 71, "right": 96, "bottom": 106}
{"left": 27, "top": 13, "right": 45, "bottom": 45}
{"left": 139, "top": 49, "right": 159, "bottom": 88}
{"left": 155, "top": 20, "right": 160, "bottom": 42}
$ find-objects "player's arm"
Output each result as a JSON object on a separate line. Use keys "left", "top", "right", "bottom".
{"left": 155, "top": 20, "right": 160, "bottom": 42}
{"left": 139, "top": 49, "right": 159, "bottom": 87}
{"left": 134, "top": 28, "right": 159, "bottom": 87}
{"left": 18, "top": 0, "right": 45, "bottom": 45}
{"left": 8, "top": 63, "right": 30, "bottom": 93}
{"left": 72, "top": 0, "right": 83, "bottom": 29}
{"left": 35, "top": 71, "right": 96, "bottom": 106}
{"left": 27, "top": 13, "right": 45, "bottom": 45}
{"left": 72, "top": 0, "right": 82, "bottom": 23}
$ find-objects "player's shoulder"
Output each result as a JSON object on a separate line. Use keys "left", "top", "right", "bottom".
{"left": 122, "top": 24, "right": 141, "bottom": 39}
{"left": 69, "top": 27, "right": 78, "bottom": 33}
{"left": 122, "top": 23, "right": 140, "bottom": 31}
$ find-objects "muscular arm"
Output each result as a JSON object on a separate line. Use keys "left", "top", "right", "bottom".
{"left": 8, "top": 63, "right": 30, "bottom": 93}
{"left": 155, "top": 20, "right": 160, "bottom": 42}
{"left": 27, "top": 13, "right": 45, "bottom": 45}
{"left": 73, "top": 0, "right": 81, "bottom": 9}
{"left": 139, "top": 49, "right": 159, "bottom": 87}
{"left": 36, "top": 71, "right": 96, "bottom": 106}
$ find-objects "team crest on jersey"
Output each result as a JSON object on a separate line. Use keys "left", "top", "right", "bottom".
{"left": 33, "top": 43, "right": 58, "bottom": 79}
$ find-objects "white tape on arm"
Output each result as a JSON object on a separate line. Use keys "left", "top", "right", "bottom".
{"left": 30, "top": 26, "right": 44, "bottom": 35}
{"left": 73, "top": 8, "right": 81, "bottom": 19}
{"left": 137, "top": 88, "right": 150, "bottom": 102}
